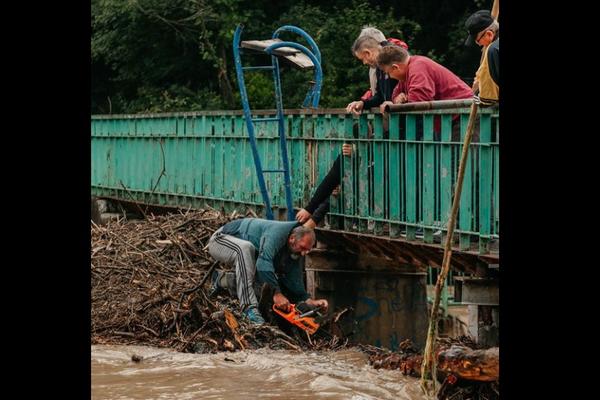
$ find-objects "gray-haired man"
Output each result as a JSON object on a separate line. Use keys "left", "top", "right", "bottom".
{"left": 207, "top": 218, "right": 328, "bottom": 325}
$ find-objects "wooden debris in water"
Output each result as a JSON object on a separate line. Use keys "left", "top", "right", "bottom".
{"left": 360, "top": 336, "right": 498, "bottom": 400}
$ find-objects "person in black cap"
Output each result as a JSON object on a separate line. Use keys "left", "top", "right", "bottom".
{"left": 465, "top": 10, "right": 499, "bottom": 105}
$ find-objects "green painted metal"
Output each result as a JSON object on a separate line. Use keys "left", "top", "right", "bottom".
{"left": 478, "top": 114, "right": 492, "bottom": 253}
{"left": 290, "top": 115, "right": 304, "bottom": 206}
{"left": 388, "top": 114, "right": 401, "bottom": 238}
{"left": 92, "top": 108, "right": 498, "bottom": 254}
{"left": 493, "top": 114, "right": 499, "bottom": 237}
{"left": 459, "top": 113, "right": 473, "bottom": 251}
{"left": 296, "top": 115, "right": 309, "bottom": 209}
{"left": 328, "top": 115, "right": 343, "bottom": 229}
{"left": 373, "top": 114, "right": 385, "bottom": 235}
{"left": 405, "top": 115, "right": 417, "bottom": 240}
{"left": 342, "top": 115, "right": 356, "bottom": 232}
{"left": 357, "top": 114, "right": 370, "bottom": 233}
{"left": 422, "top": 115, "right": 435, "bottom": 243}
{"left": 315, "top": 115, "right": 329, "bottom": 209}
{"left": 439, "top": 115, "right": 453, "bottom": 246}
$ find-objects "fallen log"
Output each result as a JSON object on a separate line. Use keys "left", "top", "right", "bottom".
{"left": 437, "top": 345, "right": 498, "bottom": 382}
{"left": 367, "top": 340, "right": 498, "bottom": 382}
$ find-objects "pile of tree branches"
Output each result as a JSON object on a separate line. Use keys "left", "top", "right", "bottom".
{"left": 91, "top": 208, "right": 348, "bottom": 353}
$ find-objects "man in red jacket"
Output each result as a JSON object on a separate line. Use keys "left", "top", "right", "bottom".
{"left": 376, "top": 45, "right": 473, "bottom": 111}
{"left": 376, "top": 45, "right": 474, "bottom": 139}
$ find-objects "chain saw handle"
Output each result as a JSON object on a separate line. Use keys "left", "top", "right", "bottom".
{"left": 272, "top": 303, "right": 320, "bottom": 335}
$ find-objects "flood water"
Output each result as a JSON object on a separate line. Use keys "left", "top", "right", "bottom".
{"left": 92, "top": 345, "right": 428, "bottom": 399}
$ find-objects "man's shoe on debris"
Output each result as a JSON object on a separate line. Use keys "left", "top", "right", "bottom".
{"left": 209, "top": 270, "right": 224, "bottom": 297}
{"left": 243, "top": 305, "right": 266, "bottom": 325}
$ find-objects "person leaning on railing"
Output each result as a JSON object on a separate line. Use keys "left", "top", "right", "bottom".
{"left": 376, "top": 45, "right": 475, "bottom": 140}
{"left": 345, "top": 35, "right": 401, "bottom": 116}
{"left": 464, "top": 10, "right": 499, "bottom": 106}
{"left": 296, "top": 29, "right": 407, "bottom": 228}
{"left": 355, "top": 26, "right": 409, "bottom": 105}
{"left": 376, "top": 46, "right": 473, "bottom": 111}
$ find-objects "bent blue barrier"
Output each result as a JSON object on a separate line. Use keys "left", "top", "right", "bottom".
{"left": 232, "top": 24, "right": 322, "bottom": 221}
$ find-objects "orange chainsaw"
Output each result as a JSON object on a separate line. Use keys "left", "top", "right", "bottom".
{"left": 272, "top": 302, "right": 323, "bottom": 335}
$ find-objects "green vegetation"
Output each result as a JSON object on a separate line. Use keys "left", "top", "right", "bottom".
{"left": 92, "top": 0, "right": 489, "bottom": 114}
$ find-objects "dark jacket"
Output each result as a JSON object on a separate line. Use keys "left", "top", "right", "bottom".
{"left": 362, "top": 41, "right": 399, "bottom": 109}
{"left": 487, "top": 39, "right": 499, "bottom": 86}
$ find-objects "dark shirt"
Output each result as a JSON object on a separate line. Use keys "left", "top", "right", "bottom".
{"left": 362, "top": 41, "right": 398, "bottom": 109}
{"left": 487, "top": 39, "right": 499, "bottom": 86}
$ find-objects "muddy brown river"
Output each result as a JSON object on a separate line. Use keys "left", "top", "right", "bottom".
{"left": 92, "top": 345, "right": 428, "bottom": 399}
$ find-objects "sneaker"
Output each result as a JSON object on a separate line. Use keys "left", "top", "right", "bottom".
{"left": 243, "top": 305, "right": 266, "bottom": 325}
{"left": 208, "top": 270, "right": 224, "bottom": 297}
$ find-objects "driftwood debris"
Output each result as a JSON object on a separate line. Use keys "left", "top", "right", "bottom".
{"left": 365, "top": 337, "right": 498, "bottom": 382}
{"left": 362, "top": 337, "right": 498, "bottom": 400}
{"left": 437, "top": 345, "right": 499, "bottom": 382}
{"left": 91, "top": 207, "right": 348, "bottom": 353}
{"left": 91, "top": 206, "right": 497, "bottom": 398}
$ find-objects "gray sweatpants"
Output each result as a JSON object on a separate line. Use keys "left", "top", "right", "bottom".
{"left": 207, "top": 227, "right": 258, "bottom": 308}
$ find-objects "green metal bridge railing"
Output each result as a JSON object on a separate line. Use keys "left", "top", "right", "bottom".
{"left": 91, "top": 107, "right": 498, "bottom": 255}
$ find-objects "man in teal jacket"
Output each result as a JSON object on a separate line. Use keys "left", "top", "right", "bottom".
{"left": 207, "top": 218, "right": 329, "bottom": 325}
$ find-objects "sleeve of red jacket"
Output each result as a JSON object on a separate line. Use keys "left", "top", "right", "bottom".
{"left": 360, "top": 90, "right": 372, "bottom": 101}
{"left": 406, "top": 71, "right": 436, "bottom": 103}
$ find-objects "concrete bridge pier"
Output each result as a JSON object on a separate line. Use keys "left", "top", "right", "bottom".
{"left": 305, "top": 248, "right": 429, "bottom": 350}
{"left": 454, "top": 266, "right": 499, "bottom": 347}
{"left": 91, "top": 197, "right": 144, "bottom": 225}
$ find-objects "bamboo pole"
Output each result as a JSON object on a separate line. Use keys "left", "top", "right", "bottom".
{"left": 419, "top": 102, "right": 479, "bottom": 395}
{"left": 420, "top": 1, "right": 499, "bottom": 396}
{"left": 491, "top": 0, "right": 500, "bottom": 20}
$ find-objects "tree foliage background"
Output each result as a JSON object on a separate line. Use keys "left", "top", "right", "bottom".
{"left": 92, "top": 0, "right": 492, "bottom": 114}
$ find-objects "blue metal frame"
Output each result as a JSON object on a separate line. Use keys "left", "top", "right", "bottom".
{"left": 273, "top": 25, "right": 321, "bottom": 63}
{"left": 268, "top": 49, "right": 293, "bottom": 221}
{"left": 272, "top": 25, "right": 323, "bottom": 108}
{"left": 233, "top": 25, "right": 275, "bottom": 219}
{"left": 232, "top": 24, "right": 323, "bottom": 221}
{"left": 264, "top": 42, "right": 323, "bottom": 107}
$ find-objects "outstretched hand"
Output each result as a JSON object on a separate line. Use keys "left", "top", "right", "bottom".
{"left": 296, "top": 208, "right": 312, "bottom": 223}
{"left": 306, "top": 298, "right": 328, "bottom": 312}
